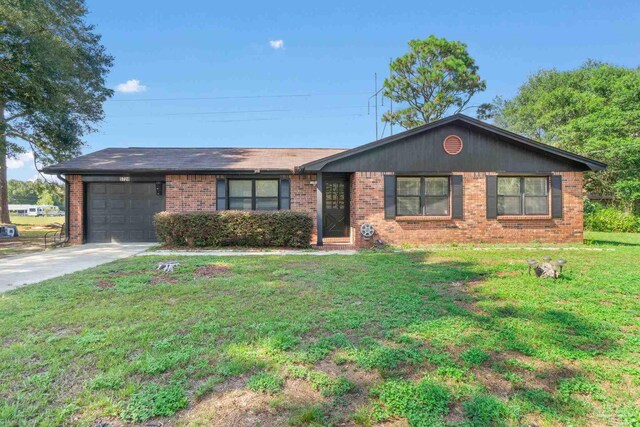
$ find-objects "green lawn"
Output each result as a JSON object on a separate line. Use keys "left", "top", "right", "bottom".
{"left": 1, "top": 233, "right": 639, "bottom": 426}
{"left": 0, "top": 216, "right": 65, "bottom": 258}
{"left": 9, "top": 215, "right": 65, "bottom": 227}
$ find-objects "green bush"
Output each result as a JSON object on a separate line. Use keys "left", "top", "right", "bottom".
{"left": 154, "top": 210, "right": 313, "bottom": 248}
{"left": 584, "top": 202, "right": 640, "bottom": 232}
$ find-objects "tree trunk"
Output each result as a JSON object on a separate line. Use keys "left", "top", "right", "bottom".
{"left": 0, "top": 101, "right": 10, "bottom": 224}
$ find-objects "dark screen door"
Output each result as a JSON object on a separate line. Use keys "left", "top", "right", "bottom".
{"left": 323, "top": 177, "right": 350, "bottom": 238}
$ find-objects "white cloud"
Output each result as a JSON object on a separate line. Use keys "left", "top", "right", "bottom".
{"left": 7, "top": 151, "right": 34, "bottom": 169}
{"left": 269, "top": 39, "right": 284, "bottom": 50}
{"left": 115, "top": 79, "right": 147, "bottom": 93}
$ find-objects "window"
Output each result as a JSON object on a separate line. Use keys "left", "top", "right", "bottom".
{"left": 497, "top": 176, "right": 549, "bottom": 216}
{"left": 228, "top": 179, "right": 279, "bottom": 210}
{"left": 396, "top": 177, "right": 450, "bottom": 216}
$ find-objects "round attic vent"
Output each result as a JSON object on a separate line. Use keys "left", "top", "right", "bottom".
{"left": 443, "top": 135, "right": 463, "bottom": 155}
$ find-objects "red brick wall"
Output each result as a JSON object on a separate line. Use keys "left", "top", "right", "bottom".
{"left": 166, "top": 175, "right": 217, "bottom": 212}
{"left": 165, "top": 173, "right": 319, "bottom": 241}
{"left": 290, "top": 174, "right": 318, "bottom": 242}
{"left": 67, "top": 175, "right": 84, "bottom": 244}
{"left": 350, "top": 171, "right": 584, "bottom": 247}
{"left": 66, "top": 172, "right": 583, "bottom": 246}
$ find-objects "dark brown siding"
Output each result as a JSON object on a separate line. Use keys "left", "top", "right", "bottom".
{"left": 321, "top": 123, "right": 585, "bottom": 173}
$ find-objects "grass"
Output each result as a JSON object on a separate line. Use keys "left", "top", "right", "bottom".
{"left": 0, "top": 232, "right": 639, "bottom": 426}
{"left": 0, "top": 215, "right": 65, "bottom": 258}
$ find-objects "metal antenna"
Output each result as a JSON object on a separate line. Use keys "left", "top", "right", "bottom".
{"left": 389, "top": 57, "right": 393, "bottom": 136}
{"left": 374, "top": 73, "right": 378, "bottom": 140}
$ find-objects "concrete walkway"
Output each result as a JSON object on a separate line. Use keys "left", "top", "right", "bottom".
{"left": 140, "top": 249, "right": 357, "bottom": 257}
{"left": 0, "top": 243, "right": 154, "bottom": 292}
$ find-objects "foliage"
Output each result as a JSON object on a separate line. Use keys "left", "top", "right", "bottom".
{"left": 306, "top": 371, "right": 353, "bottom": 397}
{"left": 370, "top": 377, "right": 451, "bottom": 426}
{"left": 247, "top": 372, "right": 284, "bottom": 394}
{"left": 1, "top": 232, "right": 639, "bottom": 425}
{"left": 120, "top": 383, "right": 188, "bottom": 422}
{"left": 154, "top": 210, "right": 314, "bottom": 248}
{"left": 0, "top": 0, "right": 113, "bottom": 222}
{"left": 8, "top": 179, "right": 64, "bottom": 207}
{"left": 462, "top": 394, "right": 509, "bottom": 426}
{"left": 584, "top": 202, "right": 640, "bottom": 232}
{"left": 382, "top": 35, "right": 486, "bottom": 129}
{"left": 460, "top": 347, "right": 491, "bottom": 366}
{"left": 484, "top": 61, "right": 640, "bottom": 205}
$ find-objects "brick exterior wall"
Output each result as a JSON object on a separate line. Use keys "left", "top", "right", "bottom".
{"left": 349, "top": 171, "right": 584, "bottom": 247}
{"left": 67, "top": 175, "right": 84, "bottom": 244}
{"left": 290, "top": 174, "right": 318, "bottom": 242}
{"left": 165, "top": 173, "right": 319, "bottom": 241}
{"left": 166, "top": 175, "right": 217, "bottom": 212}
{"left": 65, "top": 172, "right": 583, "bottom": 246}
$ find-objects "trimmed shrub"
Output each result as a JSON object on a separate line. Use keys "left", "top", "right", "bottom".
{"left": 584, "top": 203, "right": 640, "bottom": 233}
{"left": 154, "top": 210, "right": 313, "bottom": 248}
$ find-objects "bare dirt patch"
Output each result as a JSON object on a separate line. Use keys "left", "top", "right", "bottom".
{"left": 95, "top": 279, "right": 115, "bottom": 289}
{"left": 315, "top": 357, "right": 380, "bottom": 422}
{"left": 148, "top": 275, "right": 182, "bottom": 286}
{"left": 194, "top": 264, "right": 231, "bottom": 278}
{"left": 178, "top": 377, "right": 321, "bottom": 427}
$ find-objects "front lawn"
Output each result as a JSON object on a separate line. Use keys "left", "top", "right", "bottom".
{"left": 1, "top": 233, "right": 639, "bottom": 426}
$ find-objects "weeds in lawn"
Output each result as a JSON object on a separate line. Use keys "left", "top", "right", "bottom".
{"left": 0, "top": 232, "right": 638, "bottom": 426}
{"left": 247, "top": 372, "right": 284, "bottom": 393}
{"left": 120, "top": 383, "right": 188, "bottom": 422}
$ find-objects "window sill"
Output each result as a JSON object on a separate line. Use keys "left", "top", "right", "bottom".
{"left": 497, "top": 215, "right": 552, "bottom": 220}
{"left": 395, "top": 215, "right": 453, "bottom": 221}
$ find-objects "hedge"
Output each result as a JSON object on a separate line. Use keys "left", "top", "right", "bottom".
{"left": 584, "top": 206, "right": 640, "bottom": 233}
{"left": 154, "top": 210, "right": 314, "bottom": 248}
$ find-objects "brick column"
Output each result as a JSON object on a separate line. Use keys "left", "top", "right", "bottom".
{"left": 67, "top": 175, "right": 84, "bottom": 244}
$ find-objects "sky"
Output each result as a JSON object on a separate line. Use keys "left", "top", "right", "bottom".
{"left": 8, "top": 0, "right": 640, "bottom": 180}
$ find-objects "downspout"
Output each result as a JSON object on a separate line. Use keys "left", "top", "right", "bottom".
{"left": 56, "top": 174, "right": 71, "bottom": 245}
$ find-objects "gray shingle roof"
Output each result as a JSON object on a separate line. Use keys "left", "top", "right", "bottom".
{"left": 42, "top": 147, "right": 346, "bottom": 174}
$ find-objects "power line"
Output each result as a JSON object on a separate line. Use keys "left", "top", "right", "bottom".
{"left": 106, "top": 104, "right": 381, "bottom": 118}
{"left": 107, "top": 91, "right": 370, "bottom": 103}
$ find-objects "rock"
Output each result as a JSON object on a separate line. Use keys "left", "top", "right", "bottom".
{"left": 157, "top": 261, "right": 180, "bottom": 272}
{"left": 534, "top": 263, "right": 557, "bottom": 279}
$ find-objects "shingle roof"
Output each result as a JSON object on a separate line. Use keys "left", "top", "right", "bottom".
{"left": 42, "top": 147, "right": 346, "bottom": 174}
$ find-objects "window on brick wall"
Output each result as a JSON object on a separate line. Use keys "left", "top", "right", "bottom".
{"left": 228, "top": 179, "right": 279, "bottom": 210}
{"left": 396, "top": 176, "right": 450, "bottom": 216}
{"left": 497, "top": 176, "right": 549, "bottom": 216}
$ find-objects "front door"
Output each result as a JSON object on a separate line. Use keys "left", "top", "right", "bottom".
{"left": 323, "top": 176, "right": 350, "bottom": 238}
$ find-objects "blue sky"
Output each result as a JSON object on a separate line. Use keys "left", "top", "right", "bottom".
{"left": 9, "top": 0, "right": 640, "bottom": 180}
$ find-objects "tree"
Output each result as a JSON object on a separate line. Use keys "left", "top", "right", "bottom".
{"left": 34, "top": 179, "right": 64, "bottom": 207}
{"left": 382, "top": 35, "right": 487, "bottom": 129}
{"left": 7, "top": 178, "right": 64, "bottom": 207}
{"left": 485, "top": 61, "right": 640, "bottom": 211}
{"left": 7, "top": 179, "right": 38, "bottom": 204}
{"left": 0, "top": 0, "right": 113, "bottom": 223}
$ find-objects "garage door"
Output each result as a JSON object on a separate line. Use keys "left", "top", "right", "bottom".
{"left": 87, "top": 182, "right": 165, "bottom": 243}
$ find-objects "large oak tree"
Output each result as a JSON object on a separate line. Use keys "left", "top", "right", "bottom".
{"left": 0, "top": 0, "right": 113, "bottom": 223}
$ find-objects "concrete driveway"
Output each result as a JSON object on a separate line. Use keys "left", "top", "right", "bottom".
{"left": 0, "top": 243, "right": 154, "bottom": 292}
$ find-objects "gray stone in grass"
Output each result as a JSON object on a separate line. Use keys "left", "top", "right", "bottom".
{"left": 157, "top": 261, "right": 180, "bottom": 273}
{"left": 534, "top": 262, "right": 558, "bottom": 279}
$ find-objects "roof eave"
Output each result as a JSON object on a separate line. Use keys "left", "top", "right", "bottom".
{"left": 40, "top": 168, "right": 298, "bottom": 175}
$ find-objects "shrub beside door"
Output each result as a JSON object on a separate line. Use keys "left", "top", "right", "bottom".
{"left": 153, "top": 211, "right": 314, "bottom": 248}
